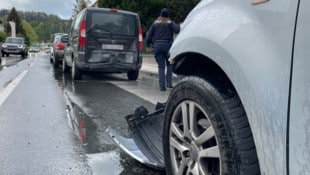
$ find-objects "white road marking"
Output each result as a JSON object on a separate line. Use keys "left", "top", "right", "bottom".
{"left": 0, "top": 70, "right": 28, "bottom": 107}
{"left": 29, "top": 62, "right": 35, "bottom": 67}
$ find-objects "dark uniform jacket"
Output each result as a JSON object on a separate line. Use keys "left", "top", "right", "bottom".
{"left": 146, "top": 18, "right": 180, "bottom": 48}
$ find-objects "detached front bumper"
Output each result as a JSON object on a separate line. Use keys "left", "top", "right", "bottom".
{"left": 105, "top": 103, "right": 166, "bottom": 170}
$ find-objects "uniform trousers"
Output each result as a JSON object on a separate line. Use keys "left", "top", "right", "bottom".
{"left": 154, "top": 42, "right": 172, "bottom": 89}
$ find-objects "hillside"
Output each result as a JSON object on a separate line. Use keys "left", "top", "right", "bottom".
{"left": 0, "top": 9, "right": 71, "bottom": 42}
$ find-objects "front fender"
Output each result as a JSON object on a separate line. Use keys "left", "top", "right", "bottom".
{"left": 169, "top": 0, "right": 299, "bottom": 174}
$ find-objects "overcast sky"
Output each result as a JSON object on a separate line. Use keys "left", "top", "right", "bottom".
{"left": 1, "top": 0, "right": 96, "bottom": 19}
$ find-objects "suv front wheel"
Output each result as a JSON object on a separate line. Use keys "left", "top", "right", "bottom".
{"left": 163, "top": 76, "right": 260, "bottom": 175}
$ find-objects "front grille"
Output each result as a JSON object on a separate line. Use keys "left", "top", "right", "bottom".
{"left": 7, "top": 45, "right": 18, "bottom": 49}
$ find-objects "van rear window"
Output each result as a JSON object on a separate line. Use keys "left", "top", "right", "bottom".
{"left": 88, "top": 11, "right": 138, "bottom": 36}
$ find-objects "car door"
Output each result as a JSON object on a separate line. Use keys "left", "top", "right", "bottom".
{"left": 289, "top": 0, "right": 310, "bottom": 174}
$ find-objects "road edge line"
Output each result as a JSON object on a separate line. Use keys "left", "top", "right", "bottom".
{"left": 0, "top": 70, "right": 28, "bottom": 107}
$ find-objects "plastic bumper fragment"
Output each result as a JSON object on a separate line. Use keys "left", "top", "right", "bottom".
{"left": 105, "top": 103, "right": 166, "bottom": 170}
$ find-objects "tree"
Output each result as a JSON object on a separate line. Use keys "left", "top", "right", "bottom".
{"left": 98, "top": 0, "right": 166, "bottom": 35}
{"left": 22, "top": 20, "right": 37, "bottom": 45}
{"left": 167, "top": 0, "right": 200, "bottom": 23}
{"left": 0, "top": 9, "right": 71, "bottom": 43}
{"left": 4, "top": 7, "right": 24, "bottom": 36}
{"left": 96, "top": 0, "right": 199, "bottom": 35}
{"left": 0, "top": 31, "right": 6, "bottom": 42}
{"left": 72, "top": 0, "right": 90, "bottom": 18}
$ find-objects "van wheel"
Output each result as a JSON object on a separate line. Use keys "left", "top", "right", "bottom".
{"left": 62, "top": 58, "right": 69, "bottom": 73}
{"left": 163, "top": 76, "right": 260, "bottom": 175}
{"left": 72, "top": 60, "right": 82, "bottom": 80}
{"left": 53, "top": 58, "right": 60, "bottom": 68}
{"left": 127, "top": 70, "right": 139, "bottom": 80}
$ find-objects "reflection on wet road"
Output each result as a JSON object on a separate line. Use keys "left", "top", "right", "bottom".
{"left": 0, "top": 56, "right": 24, "bottom": 71}
{"left": 53, "top": 69, "right": 165, "bottom": 175}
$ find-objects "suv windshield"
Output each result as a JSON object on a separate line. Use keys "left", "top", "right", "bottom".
{"left": 5, "top": 37, "right": 24, "bottom": 44}
{"left": 88, "top": 11, "right": 137, "bottom": 36}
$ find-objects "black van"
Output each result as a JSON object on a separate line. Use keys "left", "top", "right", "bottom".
{"left": 64, "top": 7, "right": 143, "bottom": 80}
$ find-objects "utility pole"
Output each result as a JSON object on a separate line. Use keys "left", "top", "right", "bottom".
{"left": 10, "top": 0, "right": 17, "bottom": 37}
{"left": 9, "top": 21, "right": 16, "bottom": 37}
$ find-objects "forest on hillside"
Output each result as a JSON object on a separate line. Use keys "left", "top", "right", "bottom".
{"left": 0, "top": 9, "right": 71, "bottom": 43}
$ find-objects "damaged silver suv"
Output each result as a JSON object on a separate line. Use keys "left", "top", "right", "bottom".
{"left": 107, "top": 0, "right": 310, "bottom": 175}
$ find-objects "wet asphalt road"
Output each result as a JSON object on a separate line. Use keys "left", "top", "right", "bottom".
{"left": 0, "top": 53, "right": 171, "bottom": 175}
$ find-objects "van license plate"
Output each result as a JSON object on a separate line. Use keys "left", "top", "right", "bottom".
{"left": 102, "top": 44, "right": 124, "bottom": 50}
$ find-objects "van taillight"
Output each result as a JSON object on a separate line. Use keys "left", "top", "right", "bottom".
{"left": 79, "top": 20, "right": 86, "bottom": 47}
{"left": 138, "top": 26, "right": 143, "bottom": 51}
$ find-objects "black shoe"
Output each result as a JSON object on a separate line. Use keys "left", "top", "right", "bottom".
{"left": 160, "top": 87, "right": 166, "bottom": 91}
{"left": 166, "top": 85, "right": 174, "bottom": 88}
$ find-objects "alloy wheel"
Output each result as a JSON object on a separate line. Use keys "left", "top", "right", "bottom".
{"left": 169, "top": 100, "right": 221, "bottom": 175}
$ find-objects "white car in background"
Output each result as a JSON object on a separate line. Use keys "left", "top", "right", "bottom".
{"left": 107, "top": 0, "right": 310, "bottom": 174}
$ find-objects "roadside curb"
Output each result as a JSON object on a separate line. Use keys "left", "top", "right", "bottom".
{"left": 140, "top": 54, "right": 177, "bottom": 78}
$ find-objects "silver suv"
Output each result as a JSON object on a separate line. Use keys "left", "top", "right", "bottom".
{"left": 107, "top": 0, "right": 310, "bottom": 174}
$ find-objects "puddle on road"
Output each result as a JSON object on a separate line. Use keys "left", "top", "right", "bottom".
{"left": 64, "top": 93, "right": 165, "bottom": 175}
{"left": 53, "top": 69, "right": 165, "bottom": 175}
{"left": 0, "top": 56, "right": 23, "bottom": 70}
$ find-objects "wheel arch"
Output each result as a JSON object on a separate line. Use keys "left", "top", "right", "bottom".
{"left": 171, "top": 51, "right": 263, "bottom": 164}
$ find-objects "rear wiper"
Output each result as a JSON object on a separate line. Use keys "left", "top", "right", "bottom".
{"left": 89, "top": 26, "right": 112, "bottom": 37}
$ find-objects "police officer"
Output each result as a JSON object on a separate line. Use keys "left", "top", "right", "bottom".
{"left": 146, "top": 8, "right": 180, "bottom": 91}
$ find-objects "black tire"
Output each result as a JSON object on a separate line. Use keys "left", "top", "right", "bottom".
{"left": 127, "top": 70, "right": 139, "bottom": 80}
{"left": 6, "top": 53, "right": 9, "bottom": 57}
{"left": 72, "top": 60, "right": 82, "bottom": 80}
{"left": 62, "top": 58, "right": 69, "bottom": 73}
{"left": 1, "top": 52, "right": 4, "bottom": 57}
{"left": 163, "top": 76, "right": 260, "bottom": 175}
{"left": 53, "top": 58, "right": 60, "bottom": 68}
{"left": 21, "top": 53, "right": 26, "bottom": 59}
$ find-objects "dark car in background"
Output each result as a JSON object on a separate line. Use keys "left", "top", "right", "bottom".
{"left": 50, "top": 33, "right": 68, "bottom": 68}
{"left": 64, "top": 7, "right": 143, "bottom": 80}
{"left": 1, "top": 37, "right": 28, "bottom": 58}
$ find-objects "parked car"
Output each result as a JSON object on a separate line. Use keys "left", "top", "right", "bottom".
{"left": 50, "top": 33, "right": 68, "bottom": 68}
{"left": 1, "top": 37, "right": 28, "bottom": 58}
{"left": 107, "top": 0, "right": 310, "bottom": 175}
{"left": 64, "top": 7, "right": 143, "bottom": 80}
{"left": 28, "top": 46, "right": 40, "bottom": 53}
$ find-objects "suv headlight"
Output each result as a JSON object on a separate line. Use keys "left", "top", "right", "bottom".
{"left": 18, "top": 45, "right": 25, "bottom": 49}
{"left": 2, "top": 44, "right": 7, "bottom": 48}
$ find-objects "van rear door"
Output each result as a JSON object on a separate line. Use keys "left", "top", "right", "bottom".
{"left": 86, "top": 10, "right": 140, "bottom": 64}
